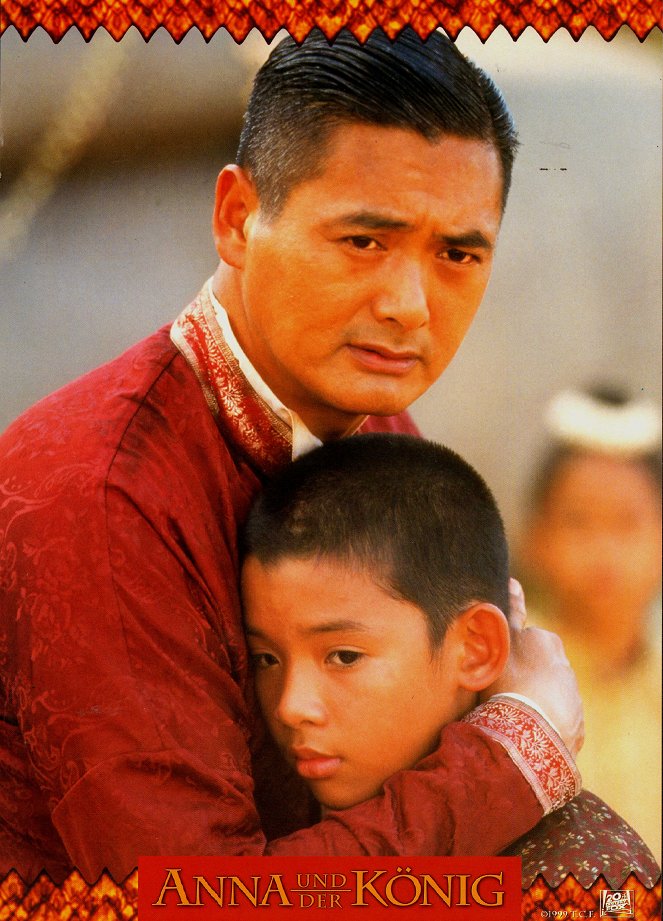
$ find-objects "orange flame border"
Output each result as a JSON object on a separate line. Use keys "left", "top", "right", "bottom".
{"left": 1, "top": 0, "right": 661, "bottom": 42}
{"left": 0, "top": 869, "right": 661, "bottom": 920}
{"left": 0, "top": 0, "right": 660, "bottom": 896}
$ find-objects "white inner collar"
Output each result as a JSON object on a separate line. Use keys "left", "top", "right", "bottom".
{"left": 207, "top": 279, "right": 322, "bottom": 460}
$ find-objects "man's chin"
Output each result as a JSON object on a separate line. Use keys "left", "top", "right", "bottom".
{"left": 299, "top": 381, "right": 423, "bottom": 439}
{"left": 359, "top": 404, "right": 410, "bottom": 418}
{"left": 335, "top": 388, "right": 420, "bottom": 420}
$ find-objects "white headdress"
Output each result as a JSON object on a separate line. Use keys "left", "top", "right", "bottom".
{"left": 545, "top": 389, "right": 662, "bottom": 456}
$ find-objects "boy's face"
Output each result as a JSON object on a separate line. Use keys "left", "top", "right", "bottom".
{"left": 242, "top": 555, "right": 473, "bottom": 810}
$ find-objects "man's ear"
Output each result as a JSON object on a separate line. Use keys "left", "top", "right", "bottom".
{"left": 212, "top": 165, "right": 260, "bottom": 269}
{"left": 454, "top": 603, "right": 510, "bottom": 692}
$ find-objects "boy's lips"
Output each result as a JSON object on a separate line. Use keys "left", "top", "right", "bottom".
{"left": 290, "top": 746, "right": 342, "bottom": 780}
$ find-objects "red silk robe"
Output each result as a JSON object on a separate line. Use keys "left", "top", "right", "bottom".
{"left": 0, "top": 287, "right": 578, "bottom": 884}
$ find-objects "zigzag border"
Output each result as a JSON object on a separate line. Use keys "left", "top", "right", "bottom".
{"left": 1, "top": 0, "right": 662, "bottom": 42}
{"left": 0, "top": 869, "right": 661, "bottom": 920}
{"left": 0, "top": 0, "right": 660, "bottom": 908}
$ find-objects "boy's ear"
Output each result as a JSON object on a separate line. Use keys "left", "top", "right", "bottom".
{"left": 454, "top": 603, "right": 510, "bottom": 692}
{"left": 212, "top": 165, "right": 260, "bottom": 269}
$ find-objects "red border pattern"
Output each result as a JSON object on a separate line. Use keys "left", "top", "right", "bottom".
{"left": 171, "top": 286, "right": 293, "bottom": 476}
{"left": 1, "top": 0, "right": 661, "bottom": 43}
{"left": 462, "top": 695, "right": 582, "bottom": 816}
{"left": 0, "top": 870, "right": 660, "bottom": 919}
{"left": 522, "top": 874, "right": 662, "bottom": 920}
{"left": 0, "top": 869, "right": 138, "bottom": 919}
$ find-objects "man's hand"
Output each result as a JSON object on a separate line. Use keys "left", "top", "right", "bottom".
{"left": 482, "top": 579, "right": 584, "bottom": 758}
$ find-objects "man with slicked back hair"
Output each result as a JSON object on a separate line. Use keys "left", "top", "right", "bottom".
{"left": 0, "top": 29, "right": 582, "bottom": 883}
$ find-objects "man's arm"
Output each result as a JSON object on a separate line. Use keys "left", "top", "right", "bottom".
{"left": 483, "top": 579, "right": 585, "bottom": 758}
{"left": 266, "top": 719, "right": 553, "bottom": 856}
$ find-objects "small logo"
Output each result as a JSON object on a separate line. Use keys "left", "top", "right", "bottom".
{"left": 599, "top": 889, "right": 635, "bottom": 918}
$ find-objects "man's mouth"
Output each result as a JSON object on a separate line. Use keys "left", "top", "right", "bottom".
{"left": 290, "top": 746, "right": 342, "bottom": 780}
{"left": 347, "top": 343, "right": 419, "bottom": 375}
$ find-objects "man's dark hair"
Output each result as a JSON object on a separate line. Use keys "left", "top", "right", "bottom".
{"left": 242, "top": 434, "right": 510, "bottom": 647}
{"left": 237, "top": 28, "right": 518, "bottom": 217}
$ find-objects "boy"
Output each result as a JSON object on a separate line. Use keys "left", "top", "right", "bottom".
{"left": 241, "top": 433, "right": 659, "bottom": 885}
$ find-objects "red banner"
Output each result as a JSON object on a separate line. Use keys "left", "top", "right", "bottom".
{"left": 139, "top": 856, "right": 521, "bottom": 919}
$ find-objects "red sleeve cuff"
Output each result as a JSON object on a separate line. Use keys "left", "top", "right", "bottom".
{"left": 462, "top": 694, "right": 582, "bottom": 815}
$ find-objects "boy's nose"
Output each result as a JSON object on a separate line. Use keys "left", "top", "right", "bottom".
{"left": 274, "top": 666, "right": 327, "bottom": 728}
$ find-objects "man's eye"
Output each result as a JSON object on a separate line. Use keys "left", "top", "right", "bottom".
{"left": 444, "top": 248, "right": 476, "bottom": 265}
{"left": 346, "top": 236, "right": 380, "bottom": 251}
{"left": 327, "top": 650, "right": 363, "bottom": 667}
{"left": 251, "top": 652, "right": 279, "bottom": 669}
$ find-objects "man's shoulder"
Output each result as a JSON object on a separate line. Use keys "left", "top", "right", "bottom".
{"left": 4, "top": 324, "right": 172, "bottom": 429}
{"left": 0, "top": 322, "right": 259, "bottom": 531}
{"left": 0, "top": 325, "right": 204, "bottom": 480}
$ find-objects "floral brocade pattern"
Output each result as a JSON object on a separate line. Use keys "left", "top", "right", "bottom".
{"left": 1, "top": 0, "right": 660, "bottom": 42}
{"left": 171, "top": 288, "right": 293, "bottom": 478}
{"left": 503, "top": 790, "right": 661, "bottom": 888}
{"left": 463, "top": 696, "right": 582, "bottom": 815}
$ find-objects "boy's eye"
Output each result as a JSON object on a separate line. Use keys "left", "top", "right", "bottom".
{"left": 327, "top": 649, "right": 364, "bottom": 667}
{"left": 251, "top": 652, "right": 280, "bottom": 669}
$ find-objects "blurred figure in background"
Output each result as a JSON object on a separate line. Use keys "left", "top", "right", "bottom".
{"left": 519, "top": 385, "right": 662, "bottom": 862}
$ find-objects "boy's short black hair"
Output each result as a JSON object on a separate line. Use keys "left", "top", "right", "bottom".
{"left": 237, "top": 28, "right": 518, "bottom": 217}
{"left": 242, "top": 434, "right": 509, "bottom": 647}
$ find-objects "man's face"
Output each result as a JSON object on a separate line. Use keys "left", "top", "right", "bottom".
{"left": 224, "top": 124, "right": 503, "bottom": 439}
{"left": 242, "top": 555, "right": 470, "bottom": 810}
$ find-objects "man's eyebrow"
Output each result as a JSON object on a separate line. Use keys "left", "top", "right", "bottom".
{"left": 325, "top": 211, "right": 412, "bottom": 232}
{"left": 326, "top": 213, "right": 494, "bottom": 251}
{"left": 433, "top": 230, "right": 494, "bottom": 251}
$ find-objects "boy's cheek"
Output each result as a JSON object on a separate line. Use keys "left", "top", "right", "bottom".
{"left": 254, "top": 680, "right": 279, "bottom": 725}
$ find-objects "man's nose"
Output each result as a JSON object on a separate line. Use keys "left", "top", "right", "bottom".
{"left": 274, "top": 665, "right": 327, "bottom": 728}
{"left": 371, "top": 261, "right": 430, "bottom": 330}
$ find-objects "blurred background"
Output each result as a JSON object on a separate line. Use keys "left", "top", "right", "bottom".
{"left": 1, "top": 25, "right": 661, "bottom": 538}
